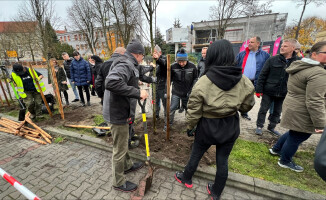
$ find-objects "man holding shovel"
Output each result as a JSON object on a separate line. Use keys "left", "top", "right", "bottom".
{"left": 11, "top": 63, "right": 45, "bottom": 120}
{"left": 103, "top": 39, "right": 148, "bottom": 192}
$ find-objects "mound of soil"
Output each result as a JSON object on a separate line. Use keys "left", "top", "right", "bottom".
{"left": 132, "top": 118, "right": 216, "bottom": 166}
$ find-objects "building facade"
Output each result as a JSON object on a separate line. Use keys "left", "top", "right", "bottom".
{"left": 0, "top": 21, "right": 44, "bottom": 62}
{"left": 56, "top": 27, "right": 124, "bottom": 57}
{"left": 189, "top": 13, "right": 287, "bottom": 53}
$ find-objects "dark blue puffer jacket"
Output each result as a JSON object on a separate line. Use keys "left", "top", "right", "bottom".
{"left": 70, "top": 57, "right": 91, "bottom": 86}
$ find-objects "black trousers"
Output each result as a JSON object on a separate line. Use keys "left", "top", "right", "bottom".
{"left": 256, "top": 94, "right": 284, "bottom": 129}
{"left": 77, "top": 85, "right": 90, "bottom": 103}
{"left": 60, "top": 90, "right": 69, "bottom": 102}
{"left": 183, "top": 139, "right": 235, "bottom": 196}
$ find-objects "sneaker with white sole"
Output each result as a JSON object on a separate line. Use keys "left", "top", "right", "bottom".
{"left": 278, "top": 161, "right": 304, "bottom": 172}
{"left": 269, "top": 148, "right": 281, "bottom": 156}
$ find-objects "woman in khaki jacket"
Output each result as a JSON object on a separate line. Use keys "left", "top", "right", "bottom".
{"left": 173, "top": 39, "right": 255, "bottom": 200}
{"left": 269, "top": 41, "right": 326, "bottom": 172}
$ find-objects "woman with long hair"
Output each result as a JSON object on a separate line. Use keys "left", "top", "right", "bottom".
{"left": 174, "top": 39, "right": 255, "bottom": 200}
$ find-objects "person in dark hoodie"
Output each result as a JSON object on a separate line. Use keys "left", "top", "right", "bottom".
{"left": 89, "top": 55, "right": 103, "bottom": 96}
{"left": 269, "top": 41, "right": 326, "bottom": 173}
{"left": 103, "top": 39, "right": 149, "bottom": 192}
{"left": 152, "top": 45, "right": 167, "bottom": 119}
{"left": 95, "top": 47, "right": 126, "bottom": 104}
{"left": 174, "top": 39, "right": 255, "bottom": 200}
{"left": 255, "top": 39, "right": 300, "bottom": 136}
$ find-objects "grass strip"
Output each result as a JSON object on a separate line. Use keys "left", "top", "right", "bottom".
{"left": 229, "top": 139, "right": 325, "bottom": 195}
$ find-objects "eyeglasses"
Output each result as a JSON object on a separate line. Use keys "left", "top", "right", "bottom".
{"left": 318, "top": 51, "right": 326, "bottom": 54}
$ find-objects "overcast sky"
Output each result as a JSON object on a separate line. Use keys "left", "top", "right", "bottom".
{"left": 1, "top": 0, "right": 326, "bottom": 38}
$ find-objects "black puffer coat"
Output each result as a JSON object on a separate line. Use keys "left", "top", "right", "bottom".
{"left": 170, "top": 61, "right": 198, "bottom": 97}
{"left": 256, "top": 52, "right": 299, "bottom": 97}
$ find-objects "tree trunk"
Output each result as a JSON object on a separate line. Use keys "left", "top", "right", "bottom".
{"left": 295, "top": 0, "right": 307, "bottom": 40}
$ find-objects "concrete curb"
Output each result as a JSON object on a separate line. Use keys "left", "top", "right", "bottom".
{"left": 0, "top": 114, "right": 324, "bottom": 200}
{"left": 43, "top": 126, "right": 325, "bottom": 200}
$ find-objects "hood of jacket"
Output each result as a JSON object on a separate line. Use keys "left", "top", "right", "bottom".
{"left": 286, "top": 58, "right": 323, "bottom": 74}
{"left": 206, "top": 65, "right": 242, "bottom": 91}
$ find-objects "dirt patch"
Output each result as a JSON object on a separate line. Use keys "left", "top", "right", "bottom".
{"left": 36, "top": 102, "right": 103, "bottom": 127}
{"left": 132, "top": 118, "right": 217, "bottom": 166}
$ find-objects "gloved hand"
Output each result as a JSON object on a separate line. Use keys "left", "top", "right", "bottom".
{"left": 255, "top": 93, "right": 263, "bottom": 98}
{"left": 187, "top": 129, "right": 194, "bottom": 137}
{"left": 152, "top": 77, "right": 157, "bottom": 83}
{"left": 164, "top": 93, "right": 167, "bottom": 98}
{"left": 187, "top": 126, "right": 196, "bottom": 137}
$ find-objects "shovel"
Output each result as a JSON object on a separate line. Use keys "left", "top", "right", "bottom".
{"left": 138, "top": 98, "right": 154, "bottom": 194}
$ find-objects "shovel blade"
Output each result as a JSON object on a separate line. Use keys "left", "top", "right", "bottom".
{"left": 144, "top": 164, "right": 154, "bottom": 194}
{"left": 18, "top": 109, "right": 26, "bottom": 121}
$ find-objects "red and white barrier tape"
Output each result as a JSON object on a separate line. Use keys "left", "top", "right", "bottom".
{"left": 0, "top": 168, "right": 40, "bottom": 200}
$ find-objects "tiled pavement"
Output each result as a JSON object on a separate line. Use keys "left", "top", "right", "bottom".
{"left": 0, "top": 133, "right": 266, "bottom": 200}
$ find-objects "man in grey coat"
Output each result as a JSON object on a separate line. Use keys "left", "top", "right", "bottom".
{"left": 103, "top": 39, "right": 148, "bottom": 192}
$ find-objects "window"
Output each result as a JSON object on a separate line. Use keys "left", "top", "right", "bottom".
{"left": 100, "top": 31, "right": 103, "bottom": 37}
{"left": 85, "top": 44, "right": 88, "bottom": 49}
{"left": 95, "top": 31, "right": 98, "bottom": 38}
{"left": 68, "top": 36, "right": 70, "bottom": 41}
{"left": 102, "top": 42, "right": 104, "bottom": 48}
{"left": 81, "top": 44, "right": 84, "bottom": 50}
{"left": 64, "top": 36, "right": 66, "bottom": 41}
{"left": 76, "top": 45, "right": 80, "bottom": 50}
{"left": 79, "top": 34, "right": 82, "bottom": 41}
{"left": 74, "top": 35, "right": 78, "bottom": 41}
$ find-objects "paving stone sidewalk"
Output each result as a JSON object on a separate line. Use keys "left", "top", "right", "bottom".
{"left": 0, "top": 132, "right": 266, "bottom": 200}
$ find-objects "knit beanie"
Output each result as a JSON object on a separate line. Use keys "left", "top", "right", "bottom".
{"left": 126, "top": 39, "right": 145, "bottom": 55}
{"left": 176, "top": 48, "right": 188, "bottom": 61}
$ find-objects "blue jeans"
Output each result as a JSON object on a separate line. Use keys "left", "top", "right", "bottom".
{"left": 273, "top": 130, "right": 311, "bottom": 163}
{"left": 68, "top": 78, "right": 79, "bottom": 100}
{"left": 183, "top": 139, "right": 235, "bottom": 196}
{"left": 169, "top": 94, "right": 188, "bottom": 124}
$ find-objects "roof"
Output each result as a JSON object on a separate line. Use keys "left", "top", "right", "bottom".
{"left": 56, "top": 30, "right": 66, "bottom": 34}
{"left": 0, "top": 21, "right": 37, "bottom": 33}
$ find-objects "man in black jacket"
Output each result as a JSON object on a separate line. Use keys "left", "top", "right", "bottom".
{"left": 153, "top": 45, "right": 167, "bottom": 119}
{"left": 62, "top": 52, "right": 79, "bottom": 102}
{"left": 197, "top": 47, "right": 208, "bottom": 78}
{"left": 255, "top": 39, "right": 300, "bottom": 136}
{"left": 167, "top": 48, "right": 197, "bottom": 128}
{"left": 95, "top": 47, "right": 126, "bottom": 104}
{"left": 103, "top": 39, "right": 148, "bottom": 192}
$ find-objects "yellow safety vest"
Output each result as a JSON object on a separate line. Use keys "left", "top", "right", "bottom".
{"left": 11, "top": 68, "right": 46, "bottom": 99}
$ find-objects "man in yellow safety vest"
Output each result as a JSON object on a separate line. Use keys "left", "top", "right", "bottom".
{"left": 11, "top": 63, "right": 46, "bottom": 120}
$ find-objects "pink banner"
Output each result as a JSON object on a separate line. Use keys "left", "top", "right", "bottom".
{"left": 239, "top": 39, "right": 250, "bottom": 52}
{"left": 273, "top": 37, "right": 282, "bottom": 56}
